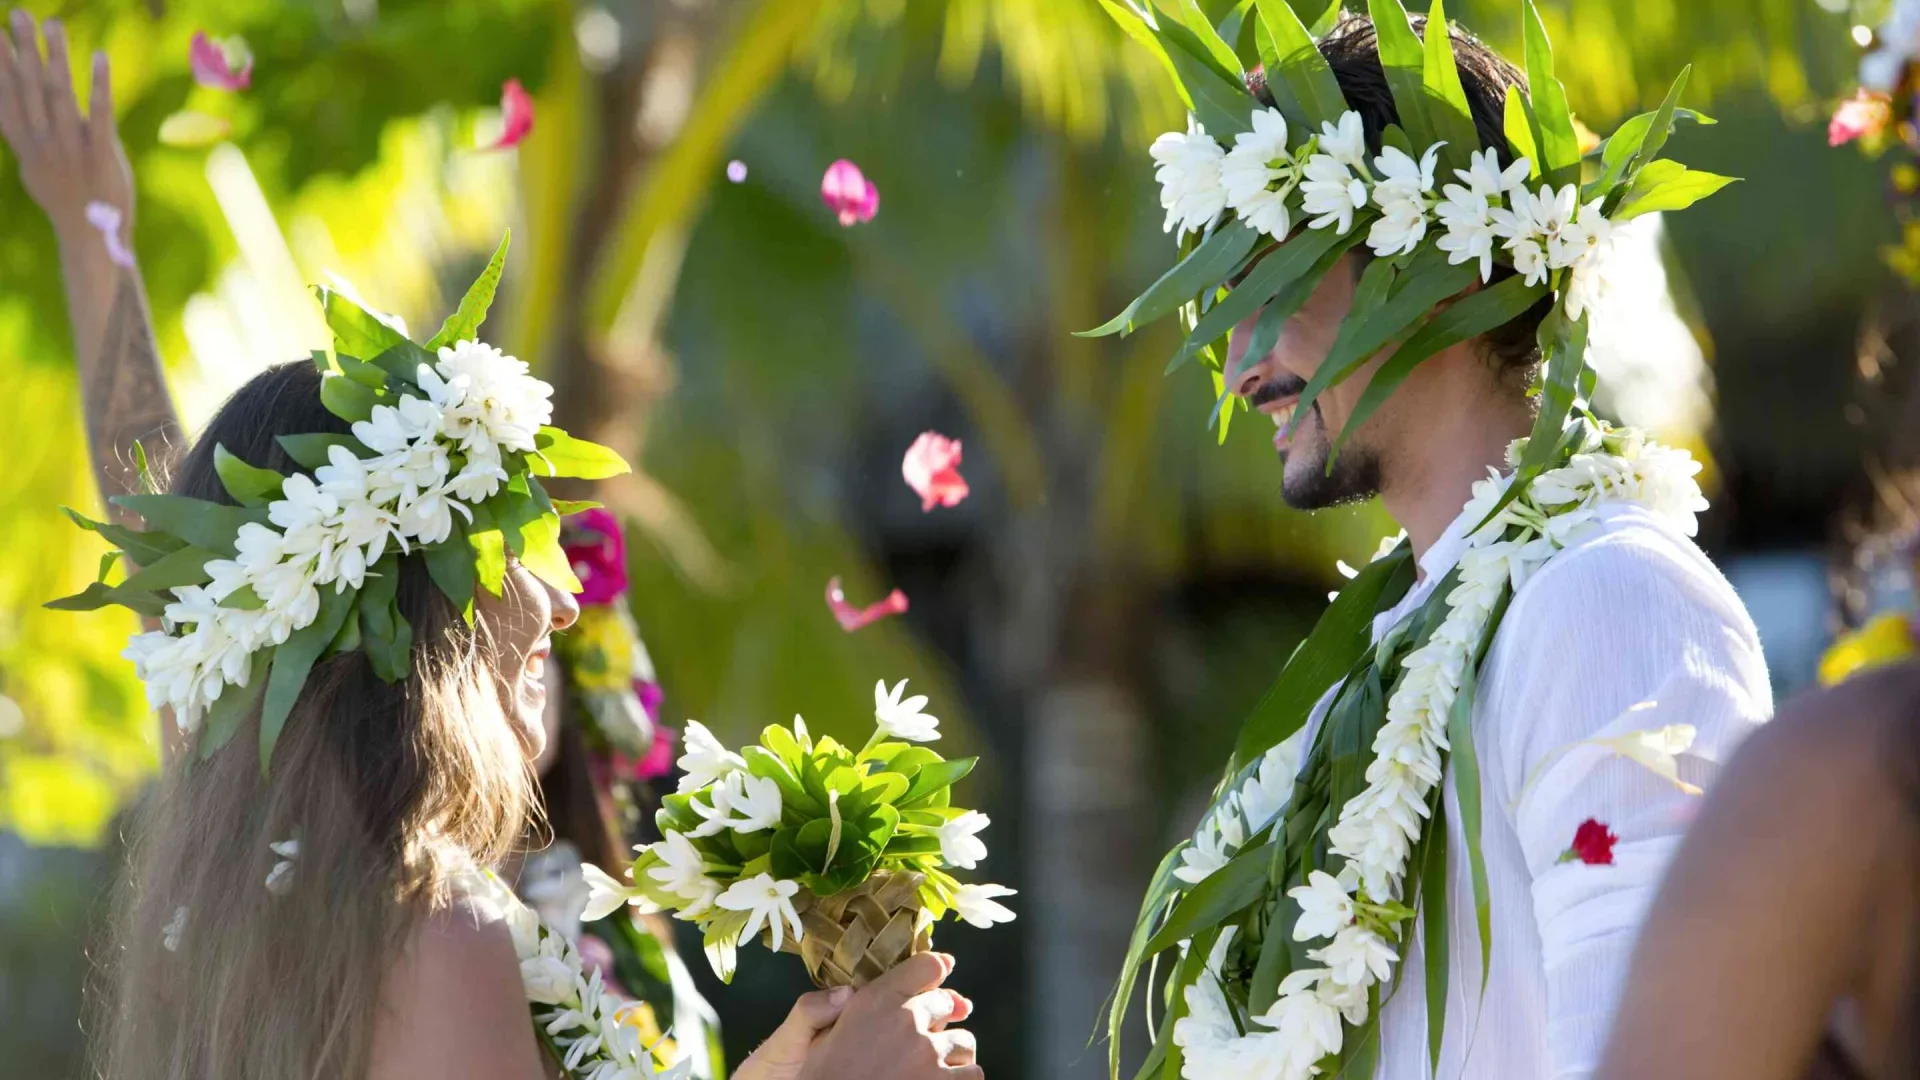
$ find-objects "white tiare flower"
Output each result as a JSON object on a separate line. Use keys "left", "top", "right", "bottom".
{"left": 1250, "top": 982, "right": 1345, "bottom": 1075}
{"left": 1237, "top": 727, "right": 1306, "bottom": 834}
{"left": 162, "top": 906, "right": 188, "bottom": 952}
{"left": 1594, "top": 723, "right": 1702, "bottom": 794}
{"left": 719, "top": 772, "right": 784, "bottom": 833}
{"left": 953, "top": 882, "right": 1018, "bottom": 928}
{"left": 1310, "top": 923, "right": 1397, "bottom": 988}
{"left": 426, "top": 340, "right": 555, "bottom": 455}
{"left": 1287, "top": 870, "right": 1357, "bottom": 942}
{"left": 265, "top": 837, "right": 299, "bottom": 896}
{"left": 1172, "top": 826, "right": 1232, "bottom": 886}
{"left": 267, "top": 473, "right": 339, "bottom": 536}
{"left": 581, "top": 861, "right": 654, "bottom": 921}
{"left": 1436, "top": 181, "right": 1502, "bottom": 281}
{"left": 874, "top": 678, "right": 940, "bottom": 742}
{"left": 716, "top": 873, "right": 805, "bottom": 952}
{"left": 1317, "top": 110, "right": 1368, "bottom": 169}
{"left": 520, "top": 933, "right": 580, "bottom": 1005}
{"left": 350, "top": 394, "right": 443, "bottom": 456}
{"left": 646, "top": 830, "right": 719, "bottom": 917}
{"left": 934, "top": 810, "right": 991, "bottom": 870}
{"left": 1220, "top": 108, "right": 1301, "bottom": 241}
{"left": 1171, "top": 976, "right": 1240, "bottom": 1073}
{"left": 687, "top": 771, "right": 744, "bottom": 838}
{"left": 1366, "top": 142, "right": 1442, "bottom": 257}
{"left": 1563, "top": 246, "right": 1611, "bottom": 321}
{"left": 1457, "top": 146, "right": 1531, "bottom": 202}
{"left": 675, "top": 720, "right": 744, "bottom": 793}
{"left": 1300, "top": 151, "right": 1370, "bottom": 236}
{"left": 1149, "top": 117, "right": 1228, "bottom": 237}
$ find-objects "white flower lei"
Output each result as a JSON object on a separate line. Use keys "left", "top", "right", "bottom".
{"left": 1170, "top": 423, "right": 1705, "bottom": 1078}
{"left": 121, "top": 340, "right": 551, "bottom": 732}
{"left": 461, "top": 865, "right": 694, "bottom": 1080}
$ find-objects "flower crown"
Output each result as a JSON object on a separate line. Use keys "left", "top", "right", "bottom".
{"left": 50, "top": 233, "right": 631, "bottom": 772}
{"left": 1091, "top": 0, "right": 1733, "bottom": 479}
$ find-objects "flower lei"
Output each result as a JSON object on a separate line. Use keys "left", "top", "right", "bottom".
{"left": 1159, "top": 420, "right": 1705, "bottom": 1079}
{"left": 460, "top": 864, "right": 694, "bottom": 1080}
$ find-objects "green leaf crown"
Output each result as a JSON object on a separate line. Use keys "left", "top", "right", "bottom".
{"left": 49, "top": 232, "right": 631, "bottom": 772}
{"left": 1090, "top": 0, "right": 1734, "bottom": 468}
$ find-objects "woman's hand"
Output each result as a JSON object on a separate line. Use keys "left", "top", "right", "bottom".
{"left": 733, "top": 953, "right": 981, "bottom": 1080}
{"left": 0, "top": 11, "right": 132, "bottom": 240}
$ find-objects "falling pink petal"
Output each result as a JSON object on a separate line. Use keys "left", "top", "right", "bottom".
{"left": 726, "top": 159, "right": 748, "bottom": 183}
{"left": 820, "top": 158, "right": 879, "bottom": 227}
{"left": 902, "top": 431, "right": 969, "bottom": 512}
{"left": 1830, "top": 89, "right": 1893, "bottom": 147}
{"left": 188, "top": 32, "right": 251, "bottom": 92}
{"left": 84, "top": 202, "right": 135, "bottom": 269}
{"left": 489, "top": 78, "right": 535, "bottom": 150}
{"left": 827, "top": 576, "right": 909, "bottom": 632}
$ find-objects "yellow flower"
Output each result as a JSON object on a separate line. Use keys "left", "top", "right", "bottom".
{"left": 1818, "top": 612, "right": 1918, "bottom": 686}
{"left": 556, "top": 606, "right": 636, "bottom": 692}
{"left": 615, "top": 1000, "right": 678, "bottom": 1063}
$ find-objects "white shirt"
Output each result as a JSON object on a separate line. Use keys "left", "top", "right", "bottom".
{"left": 1302, "top": 500, "right": 1772, "bottom": 1080}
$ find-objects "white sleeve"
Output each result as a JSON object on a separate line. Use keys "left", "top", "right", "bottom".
{"left": 1481, "top": 521, "right": 1772, "bottom": 1080}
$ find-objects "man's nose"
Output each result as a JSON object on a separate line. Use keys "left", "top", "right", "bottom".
{"left": 1228, "top": 327, "right": 1267, "bottom": 398}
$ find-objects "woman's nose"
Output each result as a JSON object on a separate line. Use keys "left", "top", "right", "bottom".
{"left": 548, "top": 580, "right": 581, "bottom": 632}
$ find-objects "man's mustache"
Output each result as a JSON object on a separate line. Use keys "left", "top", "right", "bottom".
{"left": 1250, "top": 376, "right": 1309, "bottom": 409}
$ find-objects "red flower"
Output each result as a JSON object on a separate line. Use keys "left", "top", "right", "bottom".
{"left": 1829, "top": 90, "right": 1893, "bottom": 147}
{"left": 820, "top": 159, "right": 879, "bottom": 227}
{"left": 826, "top": 576, "right": 909, "bottom": 632}
{"left": 490, "top": 78, "right": 535, "bottom": 150}
{"left": 189, "top": 32, "right": 251, "bottom": 92}
{"left": 902, "top": 431, "right": 969, "bottom": 511}
{"left": 1565, "top": 818, "right": 1618, "bottom": 866}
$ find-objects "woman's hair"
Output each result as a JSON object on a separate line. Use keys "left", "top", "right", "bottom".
{"left": 91, "top": 361, "right": 535, "bottom": 1080}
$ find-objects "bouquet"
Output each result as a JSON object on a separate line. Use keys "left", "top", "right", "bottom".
{"left": 582, "top": 679, "right": 1016, "bottom": 988}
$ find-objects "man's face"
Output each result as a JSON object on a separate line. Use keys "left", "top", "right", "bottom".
{"left": 1226, "top": 253, "right": 1387, "bottom": 509}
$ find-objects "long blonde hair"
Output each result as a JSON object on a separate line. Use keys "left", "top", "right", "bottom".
{"left": 91, "top": 363, "right": 535, "bottom": 1079}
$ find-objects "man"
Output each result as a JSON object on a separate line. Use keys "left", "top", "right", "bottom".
{"left": 1100, "top": 7, "right": 1771, "bottom": 1079}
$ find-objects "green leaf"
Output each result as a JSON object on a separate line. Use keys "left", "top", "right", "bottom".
{"left": 1254, "top": 0, "right": 1346, "bottom": 130}
{"left": 212, "top": 445, "right": 286, "bottom": 509}
{"left": 1518, "top": 306, "right": 1590, "bottom": 477}
{"left": 109, "top": 495, "right": 270, "bottom": 558}
{"left": 899, "top": 757, "right": 977, "bottom": 808}
{"left": 1231, "top": 544, "right": 1415, "bottom": 770}
{"left": 1591, "top": 68, "right": 1696, "bottom": 201}
{"left": 358, "top": 556, "right": 410, "bottom": 683}
{"left": 505, "top": 482, "right": 582, "bottom": 594}
{"left": 61, "top": 507, "right": 186, "bottom": 567}
{"left": 1080, "top": 226, "right": 1262, "bottom": 338}
{"left": 319, "top": 287, "right": 407, "bottom": 361}
{"left": 1158, "top": 25, "right": 1256, "bottom": 140}
{"left": 1333, "top": 276, "right": 1550, "bottom": 455}
{"left": 1142, "top": 840, "right": 1277, "bottom": 956}
{"left": 276, "top": 434, "right": 373, "bottom": 471}
{"left": 1106, "top": 844, "right": 1189, "bottom": 1079}
{"left": 423, "top": 525, "right": 478, "bottom": 622}
{"left": 1612, "top": 160, "right": 1738, "bottom": 221}
{"left": 550, "top": 499, "right": 605, "bottom": 516}
{"left": 131, "top": 440, "right": 157, "bottom": 495}
{"left": 119, "top": 544, "right": 219, "bottom": 593}
{"left": 197, "top": 650, "right": 271, "bottom": 761}
{"left": 1443, "top": 590, "right": 1509, "bottom": 998}
{"left": 318, "top": 373, "right": 381, "bottom": 424}
{"left": 1222, "top": 0, "right": 1261, "bottom": 72}
{"left": 1421, "top": 0, "right": 1480, "bottom": 171}
{"left": 531, "top": 427, "right": 633, "bottom": 481}
{"left": 1287, "top": 259, "right": 1479, "bottom": 447}
{"left": 334, "top": 353, "right": 390, "bottom": 390}
{"left": 96, "top": 550, "right": 121, "bottom": 583}
{"left": 1503, "top": 86, "right": 1541, "bottom": 180}
{"left": 1098, "top": 1, "right": 1191, "bottom": 116}
{"left": 472, "top": 526, "right": 507, "bottom": 599}
{"left": 1631, "top": 66, "right": 1695, "bottom": 179}
{"left": 1420, "top": 791, "right": 1450, "bottom": 1071}
{"left": 43, "top": 581, "right": 167, "bottom": 617}
{"left": 1155, "top": 926, "right": 1222, "bottom": 1080}
{"left": 1161, "top": 0, "right": 1244, "bottom": 80}
{"left": 258, "top": 585, "right": 356, "bottom": 775}
{"left": 368, "top": 341, "right": 433, "bottom": 387}
{"left": 1367, "top": 0, "right": 1433, "bottom": 151}
{"left": 1521, "top": 0, "right": 1580, "bottom": 188}
{"left": 428, "top": 230, "right": 511, "bottom": 349}
{"left": 1167, "top": 226, "right": 1351, "bottom": 375}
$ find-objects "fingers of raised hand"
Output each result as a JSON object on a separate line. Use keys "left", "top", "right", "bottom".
{"left": 40, "top": 19, "right": 77, "bottom": 149}
{"left": 930, "top": 1028, "right": 976, "bottom": 1068}
{"left": 8, "top": 9, "right": 47, "bottom": 135}
{"left": 88, "top": 49, "right": 113, "bottom": 154}
{"left": 908, "top": 989, "right": 956, "bottom": 1033}
{"left": 868, "top": 951, "right": 954, "bottom": 1004}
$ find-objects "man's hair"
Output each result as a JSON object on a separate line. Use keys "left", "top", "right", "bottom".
{"left": 1248, "top": 11, "right": 1552, "bottom": 376}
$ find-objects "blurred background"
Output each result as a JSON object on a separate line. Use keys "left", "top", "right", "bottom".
{"left": 0, "top": 0, "right": 1912, "bottom": 1076}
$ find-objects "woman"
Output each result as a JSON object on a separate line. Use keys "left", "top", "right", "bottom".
{"left": 0, "top": 15, "right": 980, "bottom": 1079}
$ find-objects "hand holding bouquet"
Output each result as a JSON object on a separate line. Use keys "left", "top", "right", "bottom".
{"left": 583, "top": 679, "right": 1015, "bottom": 987}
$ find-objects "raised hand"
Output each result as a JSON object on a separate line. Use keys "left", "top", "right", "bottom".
{"left": 796, "top": 952, "right": 982, "bottom": 1080}
{"left": 0, "top": 11, "right": 132, "bottom": 238}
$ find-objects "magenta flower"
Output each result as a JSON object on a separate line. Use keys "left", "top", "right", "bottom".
{"left": 560, "top": 507, "right": 628, "bottom": 606}
{"left": 189, "top": 32, "right": 251, "bottom": 92}
{"left": 820, "top": 158, "right": 879, "bottom": 227}
{"left": 85, "top": 202, "right": 135, "bottom": 269}
{"left": 826, "top": 576, "right": 909, "bottom": 632}
{"left": 633, "top": 722, "right": 676, "bottom": 781}
{"left": 1829, "top": 89, "right": 1893, "bottom": 147}
{"left": 902, "top": 431, "right": 969, "bottom": 511}
{"left": 489, "top": 78, "right": 535, "bottom": 150}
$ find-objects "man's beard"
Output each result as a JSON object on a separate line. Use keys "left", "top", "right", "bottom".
{"left": 1279, "top": 400, "right": 1382, "bottom": 511}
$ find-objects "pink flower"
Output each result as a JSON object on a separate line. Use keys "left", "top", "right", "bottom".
{"left": 727, "top": 160, "right": 748, "bottom": 183}
{"left": 1559, "top": 818, "right": 1618, "bottom": 866}
{"left": 575, "top": 933, "right": 631, "bottom": 996}
{"left": 634, "top": 722, "right": 676, "bottom": 781}
{"left": 902, "top": 431, "right": 969, "bottom": 511}
{"left": 1830, "top": 90, "right": 1892, "bottom": 147}
{"left": 85, "top": 202, "right": 135, "bottom": 269}
{"left": 189, "top": 32, "right": 251, "bottom": 92}
{"left": 826, "top": 576, "right": 909, "bottom": 632}
{"left": 490, "top": 78, "right": 535, "bottom": 150}
{"left": 561, "top": 507, "right": 628, "bottom": 606}
{"left": 821, "top": 159, "right": 879, "bottom": 227}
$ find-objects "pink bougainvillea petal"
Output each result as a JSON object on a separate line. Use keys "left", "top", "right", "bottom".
{"left": 634, "top": 721, "right": 676, "bottom": 781}
{"left": 188, "top": 32, "right": 252, "bottom": 92}
{"left": 1830, "top": 90, "right": 1892, "bottom": 147}
{"left": 901, "top": 431, "right": 969, "bottom": 511}
{"left": 489, "top": 78, "right": 535, "bottom": 150}
{"left": 820, "top": 158, "right": 879, "bottom": 227}
{"left": 1558, "top": 818, "right": 1619, "bottom": 866}
{"left": 561, "top": 506, "right": 628, "bottom": 606}
{"left": 84, "top": 202, "right": 135, "bottom": 269}
{"left": 826, "top": 576, "right": 909, "bottom": 632}
{"left": 726, "top": 159, "right": 748, "bottom": 183}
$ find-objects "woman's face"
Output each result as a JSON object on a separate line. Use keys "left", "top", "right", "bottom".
{"left": 475, "top": 556, "right": 580, "bottom": 762}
